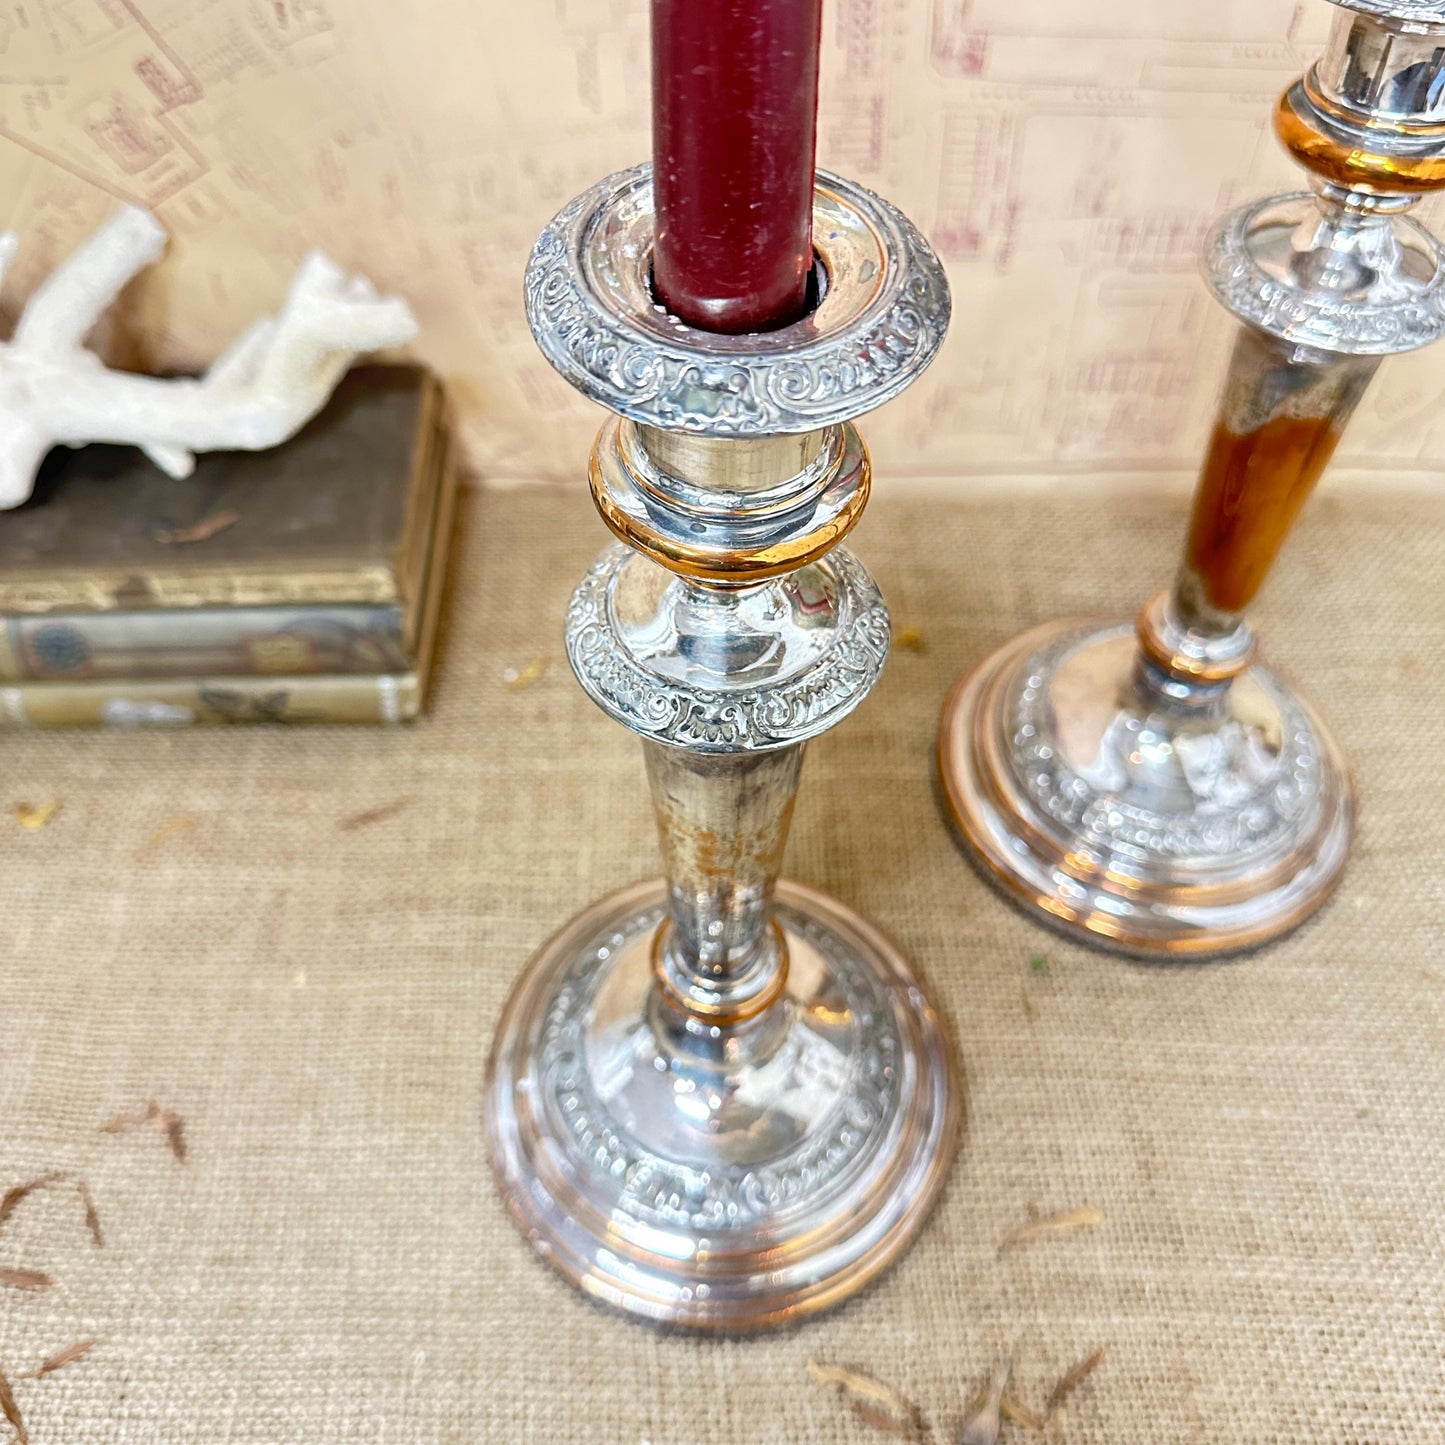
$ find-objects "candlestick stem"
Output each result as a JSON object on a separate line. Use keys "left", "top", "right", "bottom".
{"left": 645, "top": 737, "right": 800, "bottom": 1020}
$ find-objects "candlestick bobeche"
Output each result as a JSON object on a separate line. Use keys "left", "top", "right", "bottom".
{"left": 487, "top": 165, "right": 958, "bottom": 1330}
{"left": 938, "top": 0, "right": 1445, "bottom": 956}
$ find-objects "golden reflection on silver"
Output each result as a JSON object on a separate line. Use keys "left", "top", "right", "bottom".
{"left": 488, "top": 165, "right": 958, "bottom": 1330}
{"left": 938, "top": 0, "right": 1445, "bottom": 958}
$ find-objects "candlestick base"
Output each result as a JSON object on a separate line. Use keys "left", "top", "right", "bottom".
{"left": 937, "top": 618, "right": 1353, "bottom": 958}
{"left": 486, "top": 876, "right": 958, "bottom": 1332}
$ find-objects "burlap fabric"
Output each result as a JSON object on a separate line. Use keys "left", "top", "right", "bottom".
{"left": 2, "top": 485, "right": 1442, "bottom": 1443}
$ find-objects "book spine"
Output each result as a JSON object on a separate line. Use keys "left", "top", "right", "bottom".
{"left": 0, "top": 673, "right": 419, "bottom": 728}
{"left": 0, "top": 604, "right": 411, "bottom": 683}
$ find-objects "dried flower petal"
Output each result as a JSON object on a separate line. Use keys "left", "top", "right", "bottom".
{"left": 807, "top": 1361, "right": 924, "bottom": 1437}
{"left": 100, "top": 1101, "right": 160, "bottom": 1134}
{"left": 959, "top": 1359, "right": 1011, "bottom": 1445}
{"left": 76, "top": 1182, "right": 104, "bottom": 1249}
{"left": 0, "top": 1363, "right": 27, "bottom": 1445}
{"left": 143, "top": 815, "right": 197, "bottom": 850}
{"left": 100, "top": 1100, "right": 186, "bottom": 1163}
{"left": 0, "top": 1268, "right": 52, "bottom": 1293}
{"left": 157, "top": 1110, "right": 187, "bottom": 1164}
{"left": 21, "top": 1340, "right": 98, "bottom": 1381}
{"left": 998, "top": 1204, "right": 1103, "bottom": 1254}
{"left": 893, "top": 627, "right": 926, "bottom": 653}
{"left": 13, "top": 802, "right": 59, "bottom": 831}
{"left": 850, "top": 1399, "right": 919, "bottom": 1437}
{"left": 0, "top": 1173, "right": 72, "bottom": 1231}
{"left": 153, "top": 509, "right": 240, "bottom": 545}
{"left": 1046, "top": 1346, "right": 1106, "bottom": 1416}
{"left": 1000, "top": 1393, "right": 1046, "bottom": 1434}
{"left": 502, "top": 659, "right": 547, "bottom": 690}
{"left": 337, "top": 798, "right": 411, "bottom": 831}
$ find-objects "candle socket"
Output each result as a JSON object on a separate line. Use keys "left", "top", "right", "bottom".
{"left": 937, "top": 0, "right": 1445, "bottom": 957}
{"left": 487, "top": 165, "right": 958, "bottom": 1330}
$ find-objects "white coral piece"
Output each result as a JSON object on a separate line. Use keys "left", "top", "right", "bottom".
{"left": 0, "top": 206, "right": 419, "bottom": 508}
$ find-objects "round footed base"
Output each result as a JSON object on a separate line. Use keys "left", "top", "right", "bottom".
{"left": 485, "top": 878, "right": 959, "bottom": 1332}
{"left": 937, "top": 618, "right": 1355, "bottom": 959}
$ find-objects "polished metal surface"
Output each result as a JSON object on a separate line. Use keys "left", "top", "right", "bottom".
{"left": 1203, "top": 193, "right": 1445, "bottom": 353}
{"left": 1329, "top": 0, "right": 1445, "bottom": 25}
{"left": 486, "top": 878, "right": 958, "bottom": 1331}
{"left": 939, "top": 0, "right": 1436, "bottom": 958}
{"left": 938, "top": 619, "right": 1354, "bottom": 957}
{"left": 523, "top": 165, "right": 951, "bottom": 435}
{"left": 565, "top": 543, "right": 889, "bottom": 752}
{"left": 493, "top": 168, "right": 957, "bottom": 1330}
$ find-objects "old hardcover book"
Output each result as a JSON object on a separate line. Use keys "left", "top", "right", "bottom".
{"left": 0, "top": 396, "right": 456, "bottom": 683}
{"left": 0, "top": 672, "right": 421, "bottom": 727}
{"left": 0, "top": 421, "right": 458, "bottom": 728}
{"left": 0, "top": 364, "right": 443, "bottom": 615}
{"left": 0, "top": 419, "right": 459, "bottom": 728}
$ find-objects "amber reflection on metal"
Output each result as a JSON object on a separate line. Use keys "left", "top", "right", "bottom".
{"left": 487, "top": 877, "right": 960, "bottom": 1332}
{"left": 938, "top": 619, "right": 1355, "bottom": 958}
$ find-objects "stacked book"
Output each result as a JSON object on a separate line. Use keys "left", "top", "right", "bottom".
{"left": 0, "top": 365, "right": 455, "bottom": 726}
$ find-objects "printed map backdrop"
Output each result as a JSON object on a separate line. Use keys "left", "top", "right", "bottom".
{"left": 2, "top": 0, "right": 1444, "bottom": 492}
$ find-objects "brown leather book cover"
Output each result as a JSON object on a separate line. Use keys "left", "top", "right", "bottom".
{"left": 0, "top": 364, "right": 443, "bottom": 615}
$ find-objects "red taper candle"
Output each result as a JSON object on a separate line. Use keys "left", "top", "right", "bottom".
{"left": 651, "top": 0, "right": 823, "bottom": 334}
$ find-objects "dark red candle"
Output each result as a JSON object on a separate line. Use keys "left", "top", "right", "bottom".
{"left": 651, "top": 0, "right": 823, "bottom": 334}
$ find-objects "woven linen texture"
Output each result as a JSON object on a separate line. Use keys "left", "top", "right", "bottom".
{"left": 1, "top": 486, "right": 1442, "bottom": 1443}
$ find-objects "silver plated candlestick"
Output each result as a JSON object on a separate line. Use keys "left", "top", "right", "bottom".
{"left": 938, "top": 0, "right": 1445, "bottom": 957}
{"left": 487, "top": 166, "right": 958, "bottom": 1331}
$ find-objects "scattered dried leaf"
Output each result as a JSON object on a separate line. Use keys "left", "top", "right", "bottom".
{"left": 0, "top": 1268, "right": 52, "bottom": 1293}
{"left": 1020, "top": 986, "right": 1037, "bottom": 1021}
{"left": 21, "top": 1340, "right": 98, "bottom": 1381}
{"left": 998, "top": 1204, "right": 1103, "bottom": 1254}
{"left": 959, "top": 1359, "right": 1011, "bottom": 1445}
{"left": 0, "top": 1362, "right": 27, "bottom": 1445}
{"left": 76, "top": 1181, "right": 103, "bottom": 1249}
{"left": 1046, "top": 1346, "right": 1106, "bottom": 1417}
{"left": 153, "top": 509, "right": 240, "bottom": 545}
{"left": 0, "top": 1173, "right": 70, "bottom": 1231}
{"left": 158, "top": 1109, "right": 187, "bottom": 1164}
{"left": 850, "top": 1399, "right": 920, "bottom": 1437}
{"left": 807, "top": 1361, "right": 924, "bottom": 1438}
{"left": 12, "top": 802, "right": 59, "bottom": 831}
{"left": 893, "top": 627, "right": 926, "bottom": 653}
{"left": 1028, "top": 953, "right": 1049, "bottom": 975}
{"left": 502, "top": 658, "right": 548, "bottom": 690}
{"left": 99, "top": 1100, "right": 187, "bottom": 1164}
{"left": 143, "top": 815, "right": 197, "bottom": 851}
{"left": 1000, "top": 1392, "right": 1047, "bottom": 1434}
{"left": 337, "top": 797, "right": 411, "bottom": 831}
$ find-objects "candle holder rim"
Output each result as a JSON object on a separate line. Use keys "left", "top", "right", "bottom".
{"left": 1202, "top": 190, "right": 1445, "bottom": 353}
{"left": 523, "top": 162, "right": 951, "bottom": 436}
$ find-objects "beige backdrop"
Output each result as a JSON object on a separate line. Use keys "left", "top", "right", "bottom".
{"left": 2, "top": 0, "right": 1444, "bottom": 492}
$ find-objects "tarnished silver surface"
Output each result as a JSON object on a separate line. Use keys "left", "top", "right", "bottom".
{"left": 565, "top": 543, "right": 890, "bottom": 754}
{"left": 486, "top": 878, "right": 957, "bottom": 1331}
{"left": 1315, "top": 9, "right": 1445, "bottom": 114}
{"left": 939, "top": 0, "right": 1434, "bottom": 957}
{"left": 493, "top": 167, "right": 957, "bottom": 1330}
{"left": 597, "top": 418, "right": 865, "bottom": 556}
{"left": 523, "top": 164, "right": 951, "bottom": 435}
{"left": 1203, "top": 194, "right": 1445, "bottom": 353}
{"left": 939, "top": 620, "right": 1354, "bottom": 956}
{"left": 1329, "top": 0, "right": 1445, "bottom": 24}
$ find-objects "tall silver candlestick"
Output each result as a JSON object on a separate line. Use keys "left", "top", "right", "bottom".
{"left": 938, "top": 0, "right": 1445, "bottom": 957}
{"left": 486, "top": 166, "right": 959, "bottom": 1331}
